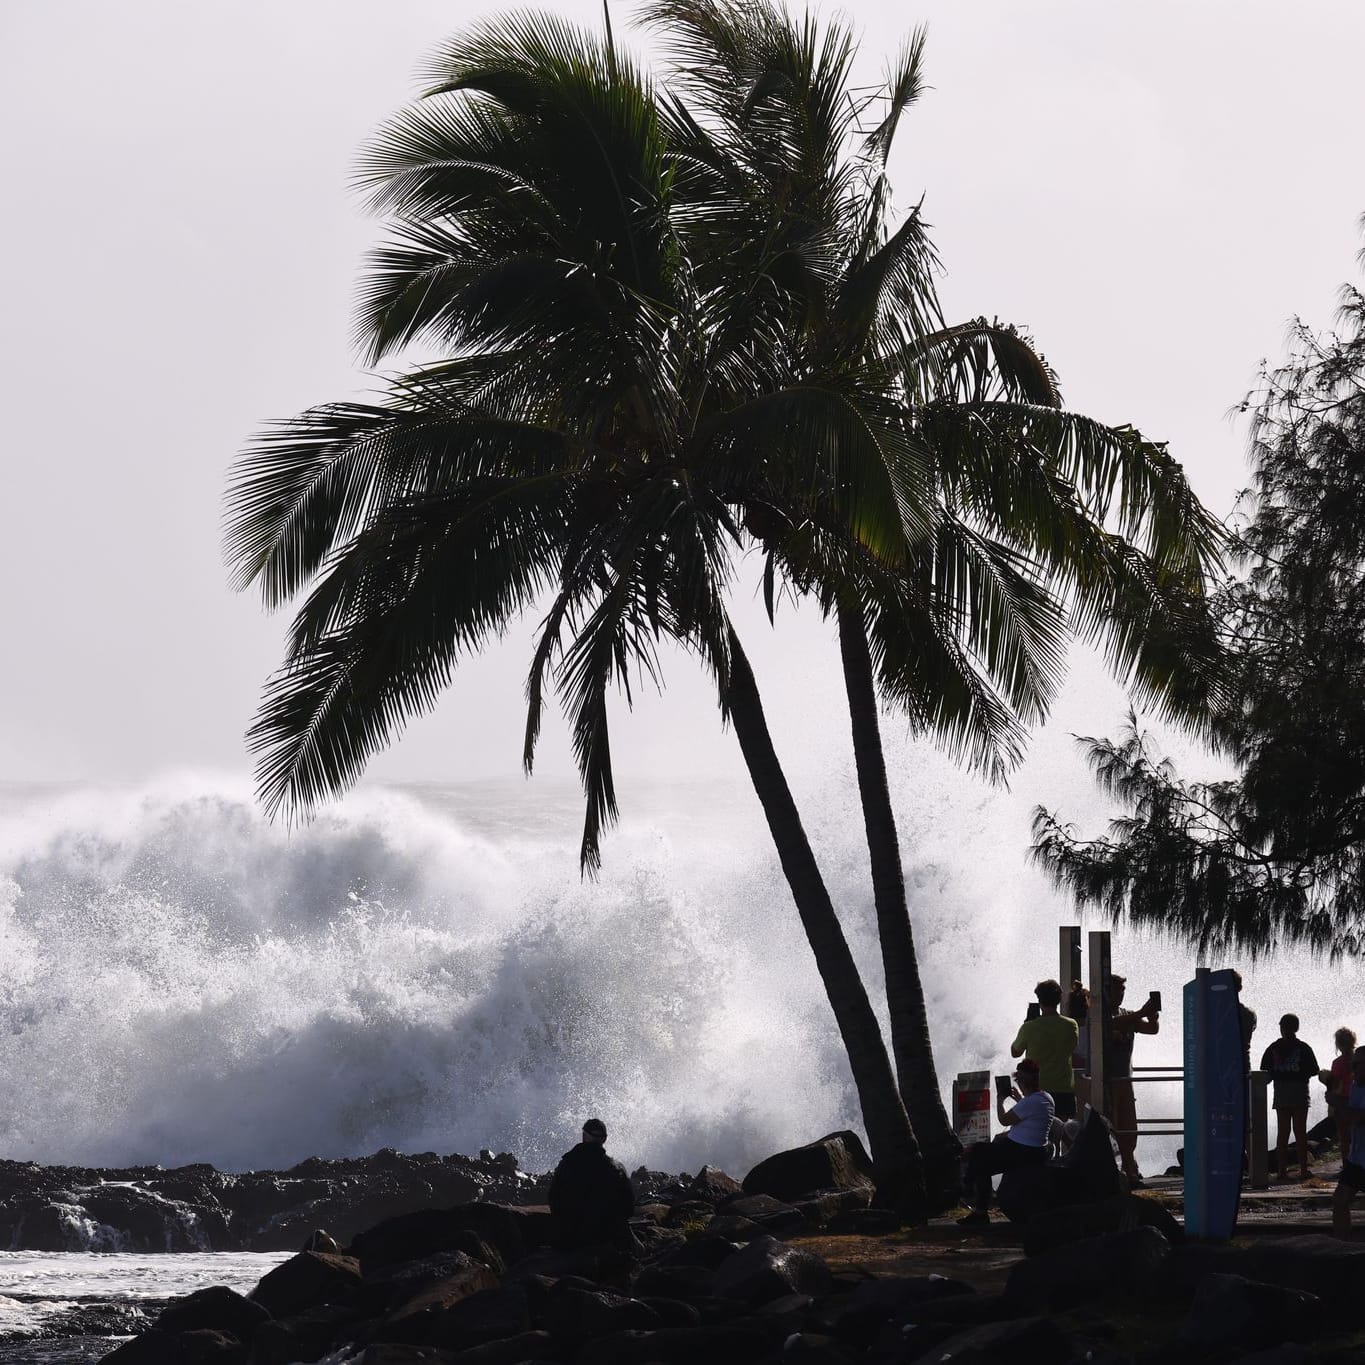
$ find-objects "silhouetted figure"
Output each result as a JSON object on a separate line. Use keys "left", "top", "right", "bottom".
{"left": 1011, "top": 979, "right": 1079, "bottom": 1119}
{"left": 1231, "top": 971, "right": 1257, "bottom": 1075}
{"left": 1322, "top": 1027, "right": 1359, "bottom": 1164}
{"left": 1107, "top": 974, "right": 1160, "bottom": 1185}
{"left": 1329, "top": 1047, "right": 1365, "bottom": 1237}
{"left": 957, "top": 1059, "right": 1054, "bottom": 1227}
{"left": 1262, "top": 1013, "right": 1320, "bottom": 1181}
{"left": 548, "top": 1118, "right": 635, "bottom": 1250}
{"left": 1069, "top": 981, "right": 1092, "bottom": 1112}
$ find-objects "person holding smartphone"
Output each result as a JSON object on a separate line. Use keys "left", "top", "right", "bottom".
{"left": 957, "top": 1059, "right": 1054, "bottom": 1227}
{"left": 1011, "top": 979, "right": 1080, "bottom": 1119}
{"left": 1107, "top": 975, "right": 1161, "bottom": 1186}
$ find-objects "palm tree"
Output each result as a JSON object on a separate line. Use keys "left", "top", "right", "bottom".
{"left": 641, "top": 0, "right": 1226, "bottom": 1206}
{"left": 225, "top": 10, "right": 930, "bottom": 1211}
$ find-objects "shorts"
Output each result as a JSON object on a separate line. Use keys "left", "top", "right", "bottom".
{"left": 1052, "top": 1091, "right": 1077, "bottom": 1120}
{"left": 1339, "top": 1161, "right": 1365, "bottom": 1193}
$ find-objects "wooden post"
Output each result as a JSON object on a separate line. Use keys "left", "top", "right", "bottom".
{"left": 1088, "top": 930, "right": 1111, "bottom": 1117}
{"left": 1249, "top": 1070, "right": 1270, "bottom": 1189}
{"left": 1059, "top": 927, "right": 1081, "bottom": 1016}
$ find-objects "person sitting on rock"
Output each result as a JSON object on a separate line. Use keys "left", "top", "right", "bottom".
{"left": 548, "top": 1118, "right": 636, "bottom": 1250}
{"left": 958, "top": 1059, "right": 1054, "bottom": 1228}
{"left": 1327, "top": 1046, "right": 1365, "bottom": 1237}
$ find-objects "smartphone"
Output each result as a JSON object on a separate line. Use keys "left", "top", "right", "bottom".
{"left": 1149, "top": 990, "right": 1162, "bottom": 1012}
{"left": 1026, "top": 1002, "right": 1041, "bottom": 1020}
{"left": 995, "top": 1074, "right": 1013, "bottom": 1100}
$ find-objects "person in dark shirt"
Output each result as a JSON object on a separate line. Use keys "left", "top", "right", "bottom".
{"left": 548, "top": 1118, "right": 636, "bottom": 1250}
{"left": 1261, "top": 1014, "right": 1321, "bottom": 1181}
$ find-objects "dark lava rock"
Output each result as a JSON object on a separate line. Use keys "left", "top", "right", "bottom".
{"left": 576, "top": 1320, "right": 779, "bottom": 1365}
{"left": 633, "top": 1263, "right": 717, "bottom": 1299}
{"left": 781, "top": 1333, "right": 857, "bottom": 1365}
{"left": 352, "top": 1204, "right": 545, "bottom": 1272}
{"left": 687, "top": 1166, "right": 744, "bottom": 1205}
{"left": 825, "top": 1207, "right": 900, "bottom": 1235}
{"left": 1179, "top": 1272, "right": 1319, "bottom": 1349}
{"left": 1005, "top": 1226, "right": 1169, "bottom": 1308}
{"left": 378, "top": 1257, "right": 503, "bottom": 1343}
{"left": 250, "top": 1251, "right": 363, "bottom": 1318}
{"left": 716, "top": 1193, "right": 807, "bottom": 1237}
{"left": 1161, "top": 1234, "right": 1365, "bottom": 1318}
{"left": 811, "top": 1274, "right": 974, "bottom": 1345}
{"left": 655, "top": 1233, "right": 742, "bottom": 1271}
{"left": 704, "top": 1215, "right": 766, "bottom": 1243}
{"left": 363, "top": 1249, "right": 506, "bottom": 1312}
{"left": 250, "top": 1304, "right": 361, "bottom": 1365}
{"left": 446, "top": 1330, "right": 555, "bottom": 1362}
{"left": 663, "top": 1199, "right": 715, "bottom": 1227}
{"left": 99, "top": 1332, "right": 181, "bottom": 1365}
{"left": 626, "top": 1220, "right": 685, "bottom": 1259}
{"left": 176, "top": 1329, "right": 245, "bottom": 1365}
{"left": 742, "top": 1132, "right": 874, "bottom": 1202}
{"left": 1021, "top": 1191, "right": 1182, "bottom": 1255}
{"left": 154, "top": 1286, "right": 270, "bottom": 1339}
{"left": 790, "top": 1186, "right": 873, "bottom": 1226}
{"left": 906, "top": 1316, "right": 1074, "bottom": 1364}
{"left": 636, "top": 1296, "right": 701, "bottom": 1328}
{"left": 711, "top": 1235, "right": 833, "bottom": 1305}
{"left": 541, "top": 1284, "right": 661, "bottom": 1343}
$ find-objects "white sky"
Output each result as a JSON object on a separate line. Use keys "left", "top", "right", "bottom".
{"left": 2, "top": 0, "right": 1362, "bottom": 793}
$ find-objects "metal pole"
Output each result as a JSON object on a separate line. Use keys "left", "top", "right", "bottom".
{"left": 1249, "top": 1070, "right": 1269, "bottom": 1189}
{"left": 1088, "top": 930, "right": 1111, "bottom": 1117}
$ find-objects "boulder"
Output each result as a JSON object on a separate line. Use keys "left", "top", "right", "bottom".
{"left": 687, "top": 1166, "right": 743, "bottom": 1205}
{"left": 1021, "top": 1192, "right": 1182, "bottom": 1255}
{"left": 825, "top": 1207, "right": 900, "bottom": 1236}
{"left": 1179, "top": 1273, "right": 1319, "bottom": 1350}
{"left": 780, "top": 1334, "right": 857, "bottom": 1365}
{"left": 742, "top": 1132, "right": 874, "bottom": 1202}
{"left": 903, "top": 1317, "right": 1074, "bottom": 1365}
{"left": 703, "top": 1215, "right": 766, "bottom": 1243}
{"left": 363, "top": 1251, "right": 506, "bottom": 1313}
{"left": 1005, "top": 1226, "right": 1170, "bottom": 1308}
{"left": 716, "top": 1194, "right": 807, "bottom": 1237}
{"left": 633, "top": 1263, "right": 717, "bottom": 1300}
{"left": 249, "top": 1251, "right": 363, "bottom": 1319}
{"left": 711, "top": 1235, "right": 833, "bottom": 1305}
{"left": 636, "top": 1296, "right": 701, "bottom": 1328}
{"left": 790, "top": 1187, "right": 873, "bottom": 1226}
{"left": 351, "top": 1204, "right": 547, "bottom": 1271}
{"left": 811, "top": 1274, "right": 974, "bottom": 1345}
{"left": 154, "top": 1286, "right": 270, "bottom": 1339}
{"left": 446, "top": 1331, "right": 555, "bottom": 1363}
{"left": 540, "top": 1285, "right": 661, "bottom": 1343}
{"left": 97, "top": 1332, "right": 181, "bottom": 1365}
{"left": 378, "top": 1258, "right": 503, "bottom": 1343}
{"left": 575, "top": 1320, "right": 779, "bottom": 1365}
{"left": 176, "top": 1329, "right": 246, "bottom": 1365}
{"left": 399, "top": 1281, "right": 531, "bottom": 1351}
{"left": 248, "top": 1305, "right": 360, "bottom": 1365}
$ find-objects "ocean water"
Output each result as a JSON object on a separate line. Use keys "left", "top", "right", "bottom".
{"left": 0, "top": 1252, "right": 287, "bottom": 1363}
{"left": 0, "top": 765, "right": 1359, "bottom": 1186}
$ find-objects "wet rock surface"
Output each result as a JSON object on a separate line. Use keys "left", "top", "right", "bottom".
{"left": 0, "top": 1150, "right": 541, "bottom": 1252}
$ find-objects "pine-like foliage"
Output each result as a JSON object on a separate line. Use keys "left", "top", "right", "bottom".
{"left": 1034, "top": 233, "right": 1365, "bottom": 956}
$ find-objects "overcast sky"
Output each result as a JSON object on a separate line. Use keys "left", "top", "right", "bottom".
{"left": 2, "top": 0, "right": 1362, "bottom": 793}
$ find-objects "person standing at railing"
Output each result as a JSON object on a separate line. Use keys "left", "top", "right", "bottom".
{"left": 1261, "top": 1014, "right": 1320, "bottom": 1182}
{"left": 1107, "top": 974, "right": 1161, "bottom": 1186}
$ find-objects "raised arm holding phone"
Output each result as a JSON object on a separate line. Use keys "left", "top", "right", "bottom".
{"left": 958, "top": 1059, "right": 1054, "bottom": 1227}
{"left": 1107, "top": 974, "right": 1161, "bottom": 1185}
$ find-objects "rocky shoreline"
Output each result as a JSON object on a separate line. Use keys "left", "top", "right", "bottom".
{"left": 0, "top": 1149, "right": 543, "bottom": 1253}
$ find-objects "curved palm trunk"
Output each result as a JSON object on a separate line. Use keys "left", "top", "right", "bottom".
{"left": 838, "top": 601, "right": 962, "bottom": 1211}
{"left": 723, "top": 626, "right": 927, "bottom": 1218}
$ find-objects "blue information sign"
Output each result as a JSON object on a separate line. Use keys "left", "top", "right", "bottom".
{"left": 1183, "top": 968, "right": 1245, "bottom": 1239}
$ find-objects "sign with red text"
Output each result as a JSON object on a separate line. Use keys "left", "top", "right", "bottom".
{"left": 953, "top": 1070, "right": 991, "bottom": 1146}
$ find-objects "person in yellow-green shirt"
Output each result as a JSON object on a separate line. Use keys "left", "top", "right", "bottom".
{"left": 1011, "top": 979, "right": 1080, "bottom": 1119}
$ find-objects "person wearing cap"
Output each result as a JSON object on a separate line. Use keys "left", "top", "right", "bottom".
{"left": 548, "top": 1118, "right": 636, "bottom": 1250}
{"left": 957, "top": 1058, "right": 1054, "bottom": 1227}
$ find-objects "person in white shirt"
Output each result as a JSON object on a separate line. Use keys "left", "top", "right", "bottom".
{"left": 958, "top": 1058, "right": 1055, "bottom": 1227}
